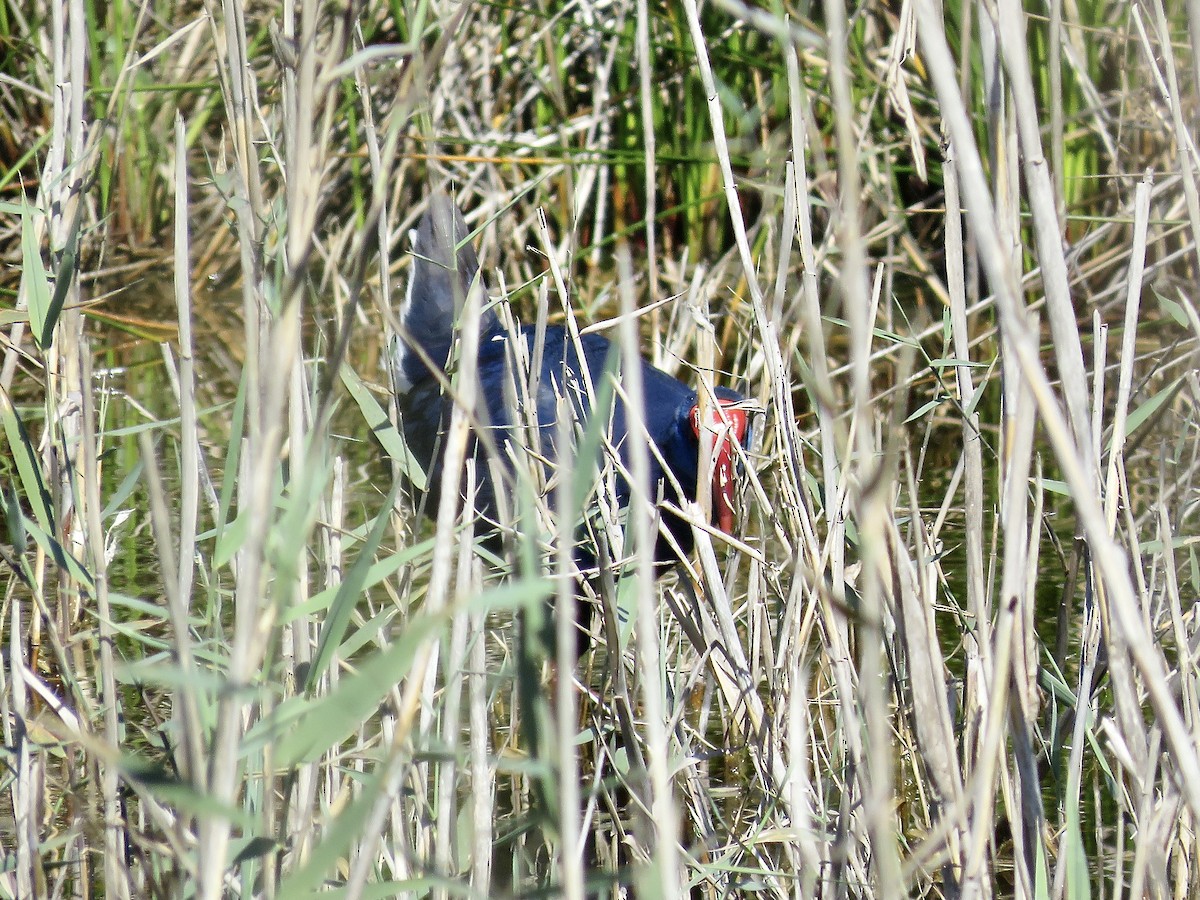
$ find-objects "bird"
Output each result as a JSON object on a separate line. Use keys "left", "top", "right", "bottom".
{"left": 389, "top": 193, "right": 753, "bottom": 572}
{"left": 390, "top": 194, "right": 756, "bottom": 832}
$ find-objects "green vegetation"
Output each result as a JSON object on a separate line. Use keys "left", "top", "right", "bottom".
{"left": 2, "top": 0, "right": 1199, "bottom": 896}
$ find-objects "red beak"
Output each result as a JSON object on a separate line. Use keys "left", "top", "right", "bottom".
{"left": 689, "top": 400, "right": 750, "bottom": 534}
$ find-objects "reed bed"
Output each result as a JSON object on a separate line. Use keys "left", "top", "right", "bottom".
{"left": 2, "top": 0, "right": 1199, "bottom": 897}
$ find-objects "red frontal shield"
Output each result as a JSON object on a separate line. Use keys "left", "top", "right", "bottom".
{"left": 689, "top": 398, "right": 751, "bottom": 534}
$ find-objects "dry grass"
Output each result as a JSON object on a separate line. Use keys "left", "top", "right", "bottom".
{"left": 3, "top": 0, "right": 1200, "bottom": 897}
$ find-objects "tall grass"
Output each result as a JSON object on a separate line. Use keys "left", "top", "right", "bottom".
{"left": 2, "top": 0, "right": 1200, "bottom": 897}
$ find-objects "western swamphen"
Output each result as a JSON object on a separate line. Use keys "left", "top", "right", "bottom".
{"left": 390, "top": 194, "right": 752, "bottom": 567}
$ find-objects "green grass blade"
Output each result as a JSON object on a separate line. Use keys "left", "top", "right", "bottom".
{"left": 340, "top": 363, "right": 427, "bottom": 491}
{"left": 0, "top": 395, "right": 55, "bottom": 534}
{"left": 278, "top": 610, "right": 447, "bottom": 766}
{"left": 304, "top": 477, "right": 403, "bottom": 692}
{"left": 20, "top": 200, "right": 53, "bottom": 350}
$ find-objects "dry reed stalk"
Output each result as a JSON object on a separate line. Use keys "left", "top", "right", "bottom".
{"left": 195, "top": 0, "right": 268, "bottom": 891}
{"left": 79, "top": 331, "right": 128, "bottom": 900}
{"left": 943, "top": 128, "right": 989, "bottom": 853}
{"left": 1139, "top": 0, "right": 1200, "bottom": 276}
{"left": 554, "top": 401, "right": 585, "bottom": 900}
{"left": 618, "top": 242, "right": 685, "bottom": 896}
{"left": 635, "top": 0, "right": 661, "bottom": 369}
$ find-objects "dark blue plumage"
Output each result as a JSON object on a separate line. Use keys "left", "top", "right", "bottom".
{"left": 391, "top": 194, "right": 750, "bottom": 562}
